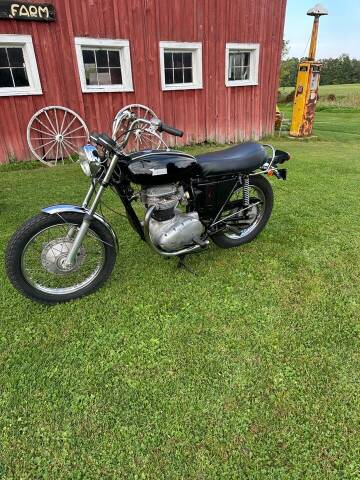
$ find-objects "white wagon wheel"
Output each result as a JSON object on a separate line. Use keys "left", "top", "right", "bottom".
{"left": 27, "top": 106, "right": 89, "bottom": 166}
{"left": 112, "top": 104, "right": 167, "bottom": 153}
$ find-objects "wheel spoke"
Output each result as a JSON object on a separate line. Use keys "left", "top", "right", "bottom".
{"left": 64, "top": 125, "right": 86, "bottom": 137}
{"left": 30, "top": 126, "right": 54, "bottom": 137}
{"left": 62, "top": 138, "right": 77, "bottom": 152}
{"left": 59, "top": 110, "right": 67, "bottom": 134}
{"left": 34, "top": 139, "right": 57, "bottom": 151}
{"left": 44, "top": 110, "right": 57, "bottom": 134}
{"left": 55, "top": 142, "right": 59, "bottom": 165}
{"left": 41, "top": 141, "right": 57, "bottom": 160}
{"left": 54, "top": 108, "right": 60, "bottom": 134}
{"left": 63, "top": 135, "right": 88, "bottom": 140}
{"left": 32, "top": 137, "right": 55, "bottom": 141}
{"left": 61, "top": 141, "right": 72, "bottom": 159}
{"left": 59, "top": 142, "right": 65, "bottom": 164}
{"left": 34, "top": 117, "right": 56, "bottom": 136}
{"left": 61, "top": 116, "right": 77, "bottom": 136}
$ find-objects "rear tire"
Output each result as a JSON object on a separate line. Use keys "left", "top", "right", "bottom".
{"left": 211, "top": 175, "right": 273, "bottom": 248}
{"left": 5, "top": 212, "right": 117, "bottom": 304}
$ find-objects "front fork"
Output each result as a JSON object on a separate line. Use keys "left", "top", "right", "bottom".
{"left": 64, "top": 154, "right": 119, "bottom": 267}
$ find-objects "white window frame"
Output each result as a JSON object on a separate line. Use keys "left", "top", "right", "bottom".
{"left": 159, "top": 41, "right": 203, "bottom": 91}
{"left": 0, "top": 34, "right": 42, "bottom": 97}
{"left": 225, "top": 43, "right": 260, "bottom": 87}
{"left": 74, "top": 37, "right": 133, "bottom": 93}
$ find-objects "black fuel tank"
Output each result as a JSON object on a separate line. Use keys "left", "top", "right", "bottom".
{"left": 127, "top": 150, "right": 202, "bottom": 185}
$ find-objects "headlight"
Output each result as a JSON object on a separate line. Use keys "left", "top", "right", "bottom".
{"left": 78, "top": 145, "right": 101, "bottom": 177}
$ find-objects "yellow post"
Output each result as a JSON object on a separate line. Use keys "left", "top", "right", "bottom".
{"left": 289, "top": 4, "right": 328, "bottom": 137}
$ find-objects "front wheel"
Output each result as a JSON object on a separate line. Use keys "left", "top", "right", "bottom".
{"left": 211, "top": 175, "right": 273, "bottom": 248}
{"left": 5, "top": 212, "right": 117, "bottom": 304}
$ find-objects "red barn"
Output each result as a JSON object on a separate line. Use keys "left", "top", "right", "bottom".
{"left": 0, "top": 0, "right": 287, "bottom": 163}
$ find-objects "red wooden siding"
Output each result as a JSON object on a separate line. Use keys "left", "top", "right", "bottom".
{"left": 0, "top": 0, "right": 287, "bottom": 162}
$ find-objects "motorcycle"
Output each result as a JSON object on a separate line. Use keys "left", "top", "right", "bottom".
{"left": 5, "top": 116, "right": 290, "bottom": 304}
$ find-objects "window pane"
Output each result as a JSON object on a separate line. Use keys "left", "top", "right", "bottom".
{"left": 110, "top": 67, "right": 122, "bottom": 84}
{"left": 164, "top": 68, "right": 173, "bottom": 84}
{"left": 0, "top": 68, "right": 13, "bottom": 87}
{"left": 97, "top": 67, "right": 110, "bottom": 84}
{"left": 241, "top": 66, "right": 250, "bottom": 80}
{"left": 96, "top": 50, "right": 108, "bottom": 67}
{"left": 228, "top": 51, "right": 251, "bottom": 81}
{"left": 82, "top": 49, "right": 95, "bottom": 64}
{"left": 164, "top": 52, "right": 173, "bottom": 68}
{"left": 8, "top": 48, "right": 24, "bottom": 67}
{"left": 12, "top": 67, "right": 29, "bottom": 87}
{"left": 108, "top": 50, "right": 121, "bottom": 67}
{"left": 173, "top": 52, "right": 183, "bottom": 68}
{"left": 230, "top": 52, "right": 240, "bottom": 67}
{"left": 174, "top": 68, "right": 183, "bottom": 83}
{"left": 0, "top": 48, "right": 9, "bottom": 67}
{"left": 183, "top": 52, "right": 192, "bottom": 68}
{"left": 239, "top": 52, "right": 250, "bottom": 67}
{"left": 183, "top": 67, "right": 192, "bottom": 83}
{"left": 84, "top": 63, "right": 97, "bottom": 85}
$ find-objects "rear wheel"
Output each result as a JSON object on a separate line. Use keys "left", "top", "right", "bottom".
{"left": 211, "top": 175, "right": 273, "bottom": 248}
{"left": 5, "top": 212, "right": 117, "bottom": 304}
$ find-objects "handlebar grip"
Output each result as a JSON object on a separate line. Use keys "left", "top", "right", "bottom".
{"left": 159, "top": 122, "right": 184, "bottom": 137}
{"left": 89, "top": 131, "right": 100, "bottom": 143}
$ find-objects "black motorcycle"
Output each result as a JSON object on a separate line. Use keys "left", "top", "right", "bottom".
{"left": 5, "top": 117, "right": 290, "bottom": 304}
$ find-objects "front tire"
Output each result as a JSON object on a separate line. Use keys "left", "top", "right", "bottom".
{"left": 211, "top": 175, "right": 273, "bottom": 248}
{"left": 5, "top": 212, "right": 117, "bottom": 304}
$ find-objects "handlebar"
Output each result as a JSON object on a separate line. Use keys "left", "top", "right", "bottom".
{"left": 90, "top": 132, "right": 119, "bottom": 153}
{"left": 90, "top": 118, "right": 184, "bottom": 154}
{"left": 157, "top": 122, "right": 184, "bottom": 137}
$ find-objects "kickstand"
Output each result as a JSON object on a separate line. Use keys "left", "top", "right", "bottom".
{"left": 177, "top": 254, "right": 197, "bottom": 275}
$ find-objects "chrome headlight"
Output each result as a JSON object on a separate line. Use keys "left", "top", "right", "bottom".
{"left": 78, "top": 145, "right": 101, "bottom": 177}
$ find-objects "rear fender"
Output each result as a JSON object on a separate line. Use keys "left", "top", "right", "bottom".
{"left": 42, "top": 204, "right": 119, "bottom": 251}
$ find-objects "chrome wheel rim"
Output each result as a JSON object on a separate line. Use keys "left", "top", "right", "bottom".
{"left": 21, "top": 223, "right": 105, "bottom": 295}
{"left": 222, "top": 185, "right": 265, "bottom": 240}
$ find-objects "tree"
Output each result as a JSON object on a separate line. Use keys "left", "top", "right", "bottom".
{"left": 279, "top": 42, "right": 360, "bottom": 86}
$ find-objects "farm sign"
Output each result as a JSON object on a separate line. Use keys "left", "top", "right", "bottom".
{"left": 0, "top": 1, "right": 55, "bottom": 21}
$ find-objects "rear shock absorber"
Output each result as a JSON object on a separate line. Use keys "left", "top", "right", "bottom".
{"left": 243, "top": 175, "right": 250, "bottom": 207}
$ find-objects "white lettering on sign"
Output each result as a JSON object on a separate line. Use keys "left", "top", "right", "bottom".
{"left": 10, "top": 3, "right": 19, "bottom": 16}
{"left": 29, "top": 5, "right": 38, "bottom": 16}
{"left": 19, "top": 4, "right": 28, "bottom": 15}
{"left": 38, "top": 5, "right": 49, "bottom": 17}
{"left": 10, "top": 3, "right": 50, "bottom": 19}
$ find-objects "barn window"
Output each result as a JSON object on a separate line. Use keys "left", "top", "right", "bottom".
{"left": 159, "top": 42, "right": 202, "bottom": 91}
{"left": 74, "top": 38, "right": 133, "bottom": 93}
{"left": 0, "top": 35, "right": 42, "bottom": 97}
{"left": 225, "top": 43, "right": 260, "bottom": 87}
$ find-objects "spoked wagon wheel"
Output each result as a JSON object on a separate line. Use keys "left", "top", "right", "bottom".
{"left": 27, "top": 106, "right": 89, "bottom": 166}
{"left": 112, "top": 103, "right": 167, "bottom": 153}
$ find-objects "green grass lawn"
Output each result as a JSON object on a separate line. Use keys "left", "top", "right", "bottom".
{"left": 1, "top": 114, "right": 360, "bottom": 478}
{"left": 279, "top": 83, "right": 360, "bottom": 112}
{"left": 280, "top": 83, "right": 360, "bottom": 98}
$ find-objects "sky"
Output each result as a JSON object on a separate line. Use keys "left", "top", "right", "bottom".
{"left": 284, "top": 0, "right": 360, "bottom": 59}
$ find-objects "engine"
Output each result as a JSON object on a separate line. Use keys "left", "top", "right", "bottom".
{"left": 140, "top": 184, "right": 205, "bottom": 252}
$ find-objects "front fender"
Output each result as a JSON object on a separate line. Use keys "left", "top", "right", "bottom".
{"left": 42, "top": 204, "right": 119, "bottom": 251}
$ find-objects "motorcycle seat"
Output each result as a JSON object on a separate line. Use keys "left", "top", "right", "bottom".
{"left": 196, "top": 142, "right": 267, "bottom": 176}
